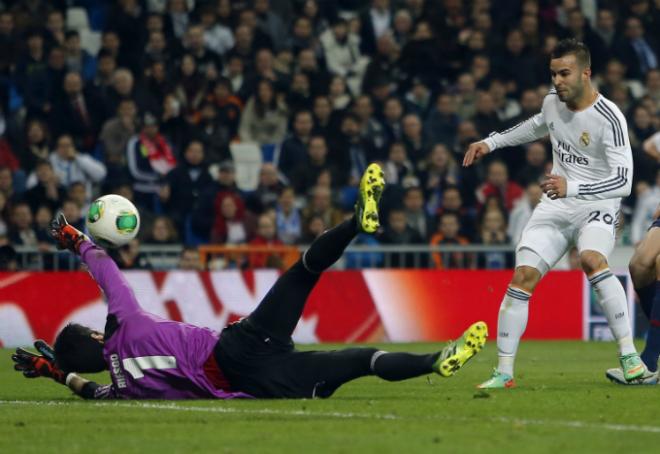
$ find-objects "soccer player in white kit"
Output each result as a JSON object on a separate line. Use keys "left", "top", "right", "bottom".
{"left": 463, "top": 38, "right": 646, "bottom": 389}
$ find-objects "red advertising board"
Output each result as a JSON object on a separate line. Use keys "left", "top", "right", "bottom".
{"left": 0, "top": 270, "right": 586, "bottom": 347}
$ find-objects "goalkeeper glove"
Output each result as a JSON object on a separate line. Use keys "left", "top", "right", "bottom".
{"left": 12, "top": 340, "right": 67, "bottom": 384}
{"left": 49, "top": 213, "right": 86, "bottom": 253}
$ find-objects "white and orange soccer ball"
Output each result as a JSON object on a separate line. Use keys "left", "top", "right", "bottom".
{"left": 86, "top": 194, "right": 140, "bottom": 248}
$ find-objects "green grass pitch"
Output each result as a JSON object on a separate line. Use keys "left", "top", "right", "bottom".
{"left": 2, "top": 341, "right": 660, "bottom": 453}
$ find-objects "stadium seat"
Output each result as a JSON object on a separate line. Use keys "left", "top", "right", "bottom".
{"left": 80, "top": 29, "right": 102, "bottom": 55}
{"left": 230, "top": 143, "right": 263, "bottom": 191}
{"left": 66, "top": 7, "right": 90, "bottom": 31}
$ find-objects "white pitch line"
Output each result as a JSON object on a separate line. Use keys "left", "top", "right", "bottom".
{"left": 0, "top": 400, "right": 398, "bottom": 420}
{"left": 3, "top": 400, "right": 660, "bottom": 435}
{"left": 487, "top": 416, "right": 660, "bottom": 435}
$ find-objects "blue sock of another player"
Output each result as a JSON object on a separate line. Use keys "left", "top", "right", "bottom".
{"left": 640, "top": 281, "right": 660, "bottom": 372}
{"left": 635, "top": 283, "right": 656, "bottom": 319}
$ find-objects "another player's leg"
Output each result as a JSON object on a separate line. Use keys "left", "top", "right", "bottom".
{"left": 581, "top": 248, "right": 644, "bottom": 380}
{"left": 606, "top": 238, "right": 660, "bottom": 385}
{"left": 628, "top": 225, "right": 660, "bottom": 319}
{"left": 247, "top": 163, "right": 385, "bottom": 341}
{"left": 626, "top": 253, "right": 660, "bottom": 380}
{"left": 478, "top": 204, "right": 569, "bottom": 389}
{"left": 478, "top": 262, "right": 542, "bottom": 389}
{"left": 607, "top": 266, "right": 660, "bottom": 384}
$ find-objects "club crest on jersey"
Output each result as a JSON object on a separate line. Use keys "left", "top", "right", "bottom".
{"left": 579, "top": 131, "right": 590, "bottom": 147}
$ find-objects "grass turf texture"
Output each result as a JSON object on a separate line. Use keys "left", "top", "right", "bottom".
{"left": 2, "top": 341, "right": 660, "bottom": 453}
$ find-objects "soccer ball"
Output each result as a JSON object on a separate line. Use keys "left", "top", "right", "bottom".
{"left": 86, "top": 194, "right": 140, "bottom": 248}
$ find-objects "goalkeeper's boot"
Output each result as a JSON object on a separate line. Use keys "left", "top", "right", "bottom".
{"left": 620, "top": 352, "right": 645, "bottom": 381}
{"left": 606, "top": 365, "right": 658, "bottom": 385}
{"left": 356, "top": 163, "right": 385, "bottom": 234}
{"left": 434, "top": 321, "right": 488, "bottom": 377}
{"left": 477, "top": 369, "right": 516, "bottom": 389}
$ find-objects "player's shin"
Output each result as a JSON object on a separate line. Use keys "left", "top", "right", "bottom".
{"left": 589, "top": 269, "right": 637, "bottom": 355}
{"left": 496, "top": 287, "right": 531, "bottom": 377}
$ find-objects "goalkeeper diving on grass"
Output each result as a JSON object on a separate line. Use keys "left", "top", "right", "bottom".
{"left": 11, "top": 164, "right": 487, "bottom": 399}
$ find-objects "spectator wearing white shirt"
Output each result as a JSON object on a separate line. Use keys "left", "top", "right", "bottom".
{"left": 320, "top": 18, "right": 369, "bottom": 95}
{"left": 48, "top": 134, "right": 107, "bottom": 200}
{"left": 360, "top": 0, "right": 392, "bottom": 54}
{"left": 199, "top": 6, "right": 234, "bottom": 56}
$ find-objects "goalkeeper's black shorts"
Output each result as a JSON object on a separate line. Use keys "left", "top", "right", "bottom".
{"left": 213, "top": 318, "right": 376, "bottom": 399}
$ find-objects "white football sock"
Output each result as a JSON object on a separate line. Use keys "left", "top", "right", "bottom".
{"left": 496, "top": 286, "right": 531, "bottom": 377}
{"left": 589, "top": 269, "right": 636, "bottom": 355}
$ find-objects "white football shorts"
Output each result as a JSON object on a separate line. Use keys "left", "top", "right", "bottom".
{"left": 516, "top": 199, "right": 617, "bottom": 272}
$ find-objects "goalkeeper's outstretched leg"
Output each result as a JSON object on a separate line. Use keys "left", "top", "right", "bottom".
{"left": 246, "top": 163, "right": 385, "bottom": 342}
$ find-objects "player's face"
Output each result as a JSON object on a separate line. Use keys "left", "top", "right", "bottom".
{"left": 550, "top": 55, "right": 588, "bottom": 103}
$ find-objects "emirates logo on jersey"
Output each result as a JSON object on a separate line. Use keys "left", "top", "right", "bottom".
{"left": 580, "top": 131, "right": 590, "bottom": 147}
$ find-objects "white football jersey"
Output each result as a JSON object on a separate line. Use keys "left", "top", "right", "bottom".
{"left": 484, "top": 90, "right": 633, "bottom": 210}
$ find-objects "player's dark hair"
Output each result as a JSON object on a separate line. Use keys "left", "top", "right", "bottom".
{"left": 551, "top": 38, "right": 591, "bottom": 68}
{"left": 54, "top": 323, "right": 106, "bottom": 373}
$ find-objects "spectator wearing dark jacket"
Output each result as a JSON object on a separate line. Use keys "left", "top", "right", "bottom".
{"left": 161, "top": 140, "right": 215, "bottom": 233}
{"left": 514, "top": 142, "right": 547, "bottom": 187}
{"left": 14, "top": 30, "right": 49, "bottom": 118}
{"left": 379, "top": 208, "right": 426, "bottom": 268}
{"left": 614, "top": 17, "right": 659, "bottom": 80}
{"left": 403, "top": 186, "right": 436, "bottom": 241}
{"left": 330, "top": 113, "right": 378, "bottom": 186}
{"left": 192, "top": 101, "right": 231, "bottom": 163}
{"left": 210, "top": 78, "right": 243, "bottom": 140}
{"left": 190, "top": 160, "right": 241, "bottom": 242}
{"left": 21, "top": 160, "right": 66, "bottom": 214}
{"left": 8, "top": 201, "right": 42, "bottom": 247}
{"left": 290, "top": 136, "right": 340, "bottom": 194}
{"left": 51, "top": 72, "right": 105, "bottom": 152}
{"left": 278, "top": 109, "right": 314, "bottom": 179}
{"left": 244, "top": 163, "right": 285, "bottom": 215}
{"left": 493, "top": 29, "right": 538, "bottom": 92}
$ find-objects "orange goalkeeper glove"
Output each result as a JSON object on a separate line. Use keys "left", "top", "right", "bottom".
{"left": 48, "top": 213, "right": 86, "bottom": 253}
{"left": 12, "top": 340, "right": 67, "bottom": 384}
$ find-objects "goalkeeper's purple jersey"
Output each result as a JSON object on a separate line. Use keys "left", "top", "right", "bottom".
{"left": 79, "top": 241, "right": 251, "bottom": 400}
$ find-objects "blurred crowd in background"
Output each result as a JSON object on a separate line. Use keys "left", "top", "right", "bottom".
{"left": 0, "top": 0, "right": 658, "bottom": 271}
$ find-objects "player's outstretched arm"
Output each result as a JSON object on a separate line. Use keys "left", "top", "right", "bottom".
{"left": 11, "top": 340, "right": 116, "bottom": 400}
{"left": 463, "top": 113, "right": 548, "bottom": 167}
{"left": 49, "top": 214, "right": 141, "bottom": 319}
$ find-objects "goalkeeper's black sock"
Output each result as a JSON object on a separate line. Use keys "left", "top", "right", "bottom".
{"left": 371, "top": 352, "right": 440, "bottom": 381}
{"left": 302, "top": 216, "right": 358, "bottom": 273}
